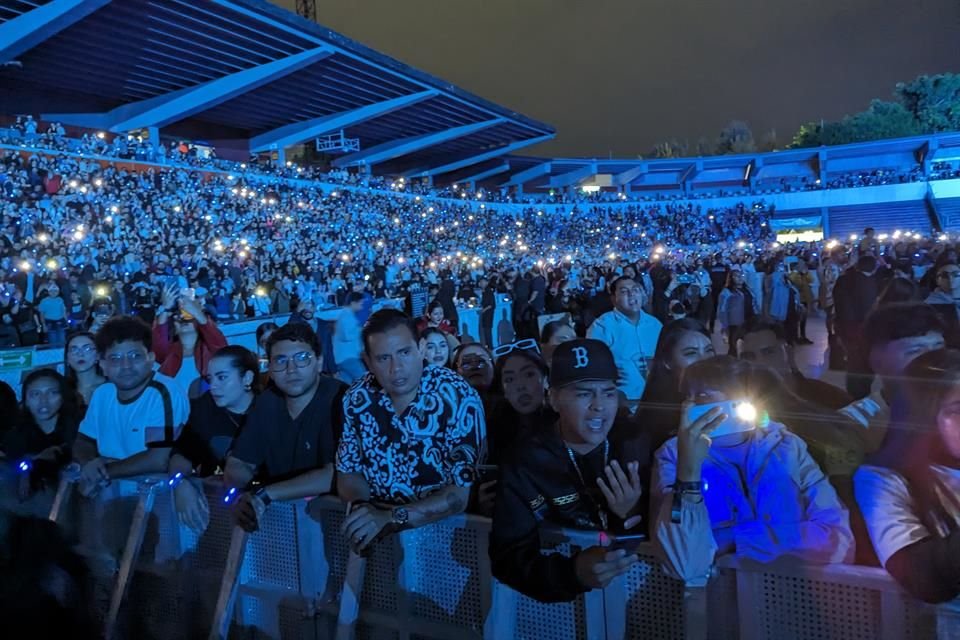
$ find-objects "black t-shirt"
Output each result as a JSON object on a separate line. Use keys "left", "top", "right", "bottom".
{"left": 173, "top": 392, "right": 250, "bottom": 476}
{"left": 486, "top": 400, "right": 557, "bottom": 465}
{"left": 1, "top": 417, "right": 79, "bottom": 461}
{"left": 230, "top": 377, "right": 345, "bottom": 482}
{"left": 530, "top": 275, "right": 547, "bottom": 312}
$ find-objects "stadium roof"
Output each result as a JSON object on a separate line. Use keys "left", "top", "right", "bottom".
{"left": 478, "top": 132, "right": 960, "bottom": 193}
{"left": 0, "top": 0, "right": 555, "bottom": 175}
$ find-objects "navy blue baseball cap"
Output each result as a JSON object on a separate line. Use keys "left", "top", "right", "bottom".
{"left": 549, "top": 339, "right": 618, "bottom": 388}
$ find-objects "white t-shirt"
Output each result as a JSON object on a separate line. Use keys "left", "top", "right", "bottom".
{"left": 78, "top": 373, "right": 190, "bottom": 460}
{"left": 586, "top": 309, "right": 662, "bottom": 401}
{"left": 174, "top": 354, "right": 200, "bottom": 390}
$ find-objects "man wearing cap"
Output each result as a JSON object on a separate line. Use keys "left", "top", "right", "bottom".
{"left": 586, "top": 276, "right": 662, "bottom": 412}
{"left": 489, "top": 339, "right": 652, "bottom": 603}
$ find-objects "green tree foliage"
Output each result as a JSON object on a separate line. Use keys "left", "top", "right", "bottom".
{"left": 895, "top": 74, "right": 960, "bottom": 132}
{"left": 791, "top": 73, "right": 957, "bottom": 148}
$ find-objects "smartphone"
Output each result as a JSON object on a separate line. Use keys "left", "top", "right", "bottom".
{"left": 606, "top": 532, "right": 647, "bottom": 554}
{"left": 687, "top": 400, "right": 757, "bottom": 438}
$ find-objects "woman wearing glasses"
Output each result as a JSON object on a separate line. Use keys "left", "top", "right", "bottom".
{"left": 166, "top": 345, "right": 261, "bottom": 532}
{"left": 64, "top": 332, "right": 106, "bottom": 409}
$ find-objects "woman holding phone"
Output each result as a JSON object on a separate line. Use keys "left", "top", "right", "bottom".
{"left": 651, "top": 356, "right": 853, "bottom": 585}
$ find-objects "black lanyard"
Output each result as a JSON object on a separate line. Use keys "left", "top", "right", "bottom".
{"left": 564, "top": 439, "right": 610, "bottom": 530}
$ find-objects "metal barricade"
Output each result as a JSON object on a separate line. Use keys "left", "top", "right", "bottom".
{"left": 20, "top": 472, "right": 960, "bottom": 640}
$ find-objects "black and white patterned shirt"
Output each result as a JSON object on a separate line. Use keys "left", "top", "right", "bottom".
{"left": 336, "top": 364, "right": 486, "bottom": 504}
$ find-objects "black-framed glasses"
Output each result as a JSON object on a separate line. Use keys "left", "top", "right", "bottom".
{"left": 492, "top": 338, "right": 540, "bottom": 360}
{"left": 270, "top": 351, "right": 314, "bottom": 372}
{"left": 459, "top": 356, "right": 492, "bottom": 370}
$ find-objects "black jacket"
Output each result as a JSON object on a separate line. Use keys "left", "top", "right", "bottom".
{"left": 489, "top": 421, "right": 651, "bottom": 602}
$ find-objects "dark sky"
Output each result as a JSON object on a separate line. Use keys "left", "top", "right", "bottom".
{"left": 273, "top": 0, "right": 960, "bottom": 159}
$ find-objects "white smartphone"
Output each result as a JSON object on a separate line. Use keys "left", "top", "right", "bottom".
{"left": 687, "top": 400, "right": 757, "bottom": 438}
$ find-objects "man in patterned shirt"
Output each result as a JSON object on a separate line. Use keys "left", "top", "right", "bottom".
{"left": 336, "top": 309, "right": 485, "bottom": 553}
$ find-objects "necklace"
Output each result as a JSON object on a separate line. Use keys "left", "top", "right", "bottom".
{"left": 562, "top": 433, "right": 610, "bottom": 530}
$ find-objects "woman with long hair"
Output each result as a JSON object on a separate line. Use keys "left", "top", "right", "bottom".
{"left": 153, "top": 284, "right": 228, "bottom": 397}
{"left": 167, "top": 345, "right": 261, "bottom": 532}
{"left": 717, "top": 270, "right": 757, "bottom": 356}
{"left": 63, "top": 332, "right": 106, "bottom": 409}
{"left": 856, "top": 349, "right": 960, "bottom": 602}
{"left": 2, "top": 369, "right": 82, "bottom": 497}
{"left": 637, "top": 318, "right": 716, "bottom": 449}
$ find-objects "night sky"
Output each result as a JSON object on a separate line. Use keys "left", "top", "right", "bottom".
{"left": 273, "top": 0, "right": 960, "bottom": 159}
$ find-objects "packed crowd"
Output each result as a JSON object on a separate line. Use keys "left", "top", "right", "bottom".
{"left": 7, "top": 125, "right": 960, "bottom": 633}
{"left": 0, "top": 139, "right": 783, "bottom": 349}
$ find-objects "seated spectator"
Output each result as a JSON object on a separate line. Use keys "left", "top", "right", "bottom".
{"left": 167, "top": 345, "right": 260, "bottom": 532}
{"left": 539, "top": 319, "right": 577, "bottom": 368}
{"left": 333, "top": 292, "right": 366, "bottom": 383}
{"left": 419, "top": 326, "right": 455, "bottom": 367}
{"left": 587, "top": 276, "right": 663, "bottom": 411}
{"left": 838, "top": 303, "right": 945, "bottom": 454}
{"left": 856, "top": 349, "right": 960, "bottom": 602}
{"left": 153, "top": 284, "right": 228, "bottom": 397}
{"left": 417, "top": 301, "right": 456, "bottom": 336}
{"left": 224, "top": 322, "right": 345, "bottom": 532}
{"left": 1, "top": 369, "right": 81, "bottom": 498}
{"left": 72, "top": 316, "right": 190, "bottom": 496}
{"left": 490, "top": 339, "right": 650, "bottom": 602}
{"left": 638, "top": 318, "right": 716, "bottom": 449}
{"left": 336, "top": 309, "right": 484, "bottom": 554}
{"left": 64, "top": 332, "right": 105, "bottom": 409}
{"left": 652, "top": 356, "right": 853, "bottom": 585}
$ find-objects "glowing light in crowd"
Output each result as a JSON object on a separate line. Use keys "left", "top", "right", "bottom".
{"left": 110, "top": 206, "right": 119, "bottom": 213}
{"left": 46, "top": 259, "right": 57, "bottom": 269}
{"left": 238, "top": 251, "right": 248, "bottom": 258}
{"left": 255, "top": 287, "right": 266, "bottom": 297}
{"left": 37, "top": 233, "right": 48, "bottom": 242}
{"left": 19, "top": 261, "right": 30, "bottom": 271}
{"left": 96, "top": 132, "right": 106, "bottom": 139}
{"left": 96, "top": 287, "right": 107, "bottom": 296}
{"left": 94, "top": 179, "right": 103, "bottom": 187}
{"left": 73, "top": 230, "right": 84, "bottom": 241}
{"left": 104, "top": 216, "right": 113, "bottom": 224}
{"left": 341, "top": 253, "right": 350, "bottom": 262}
{"left": 68, "top": 180, "right": 78, "bottom": 188}
{"left": 826, "top": 240, "right": 839, "bottom": 249}
{"left": 850, "top": 234, "right": 859, "bottom": 241}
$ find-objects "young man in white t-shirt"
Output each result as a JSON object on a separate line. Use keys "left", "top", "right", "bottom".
{"left": 73, "top": 316, "right": 190, "bottom": 496}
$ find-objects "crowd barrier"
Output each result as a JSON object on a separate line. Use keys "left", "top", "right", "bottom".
{"left": 2, "top": 467, "right": 956, "bottom": 640}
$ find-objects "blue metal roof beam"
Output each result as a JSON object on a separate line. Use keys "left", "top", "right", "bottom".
{"left": 613, "top": 165, "right": 647, "bottom": 186}
{"left": 548, "top": 162, "right": 598, "bottom": 189}
{"left": 403, "top": 134, "right": 555, "bottom": 178}
{"left": 501, "top": 162, "right": 553, "bottom": 188}
{"left": 249, "top": 90, "right": 438, "bottom": 153}
{"left": 0, "top": 0, "right": 112, "bottom": 63}
{"left": 456, "top": 162, "right": 511, "bottom": 186}
{"left": 332, "top": 119, "right": 505, "bottom": 168}
{"left": 43, "top": 46, "right": 332, "bottom": 132}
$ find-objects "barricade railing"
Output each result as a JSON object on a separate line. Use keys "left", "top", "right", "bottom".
{"left": 8, "top": 469, "right": 956, "bottom": 640}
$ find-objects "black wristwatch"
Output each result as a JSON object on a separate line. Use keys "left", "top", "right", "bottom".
{"left": 254, "top": 486, "right": 273, "bottom": 507}
{"left": 391, "top": 506, "right": 409, "bottom": 527}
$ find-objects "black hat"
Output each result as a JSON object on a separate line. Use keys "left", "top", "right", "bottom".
{"left": 549, "top": 339, "right": 618, "bottom": 389}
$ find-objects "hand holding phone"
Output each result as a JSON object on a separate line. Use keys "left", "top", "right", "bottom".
{"left": 686, "top": 400, "right": 757, "bottom": 439}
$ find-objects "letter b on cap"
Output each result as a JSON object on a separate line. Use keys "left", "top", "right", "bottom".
{"left": 572, "top": 346, "right": 589, "bottom": 369}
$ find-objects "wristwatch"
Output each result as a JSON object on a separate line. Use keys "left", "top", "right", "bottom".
{"left": 391, "top": 506, "right": 409, "bottom": 527}
{"left": 254, "top": 486, "right": 273, "bottom": 507}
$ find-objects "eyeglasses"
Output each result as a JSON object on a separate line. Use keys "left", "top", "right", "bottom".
{"left": 105, "top": 350, "right": 147, "bottom": 365}
{"left": 270, "top": 351, "right": 314, "bottom": 372}
{"left": 492, "top": 338, "right": 540, "bottom": 360}
{"left": 69, "top": 344, "right": 96, "bottom": 356}
{"left": 459, "top": 356, "right": 491, "bottom": 370}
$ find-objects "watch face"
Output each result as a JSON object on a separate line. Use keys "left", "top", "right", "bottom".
{"left": 393, "top": 506, "right": 409, "bottom": 524}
